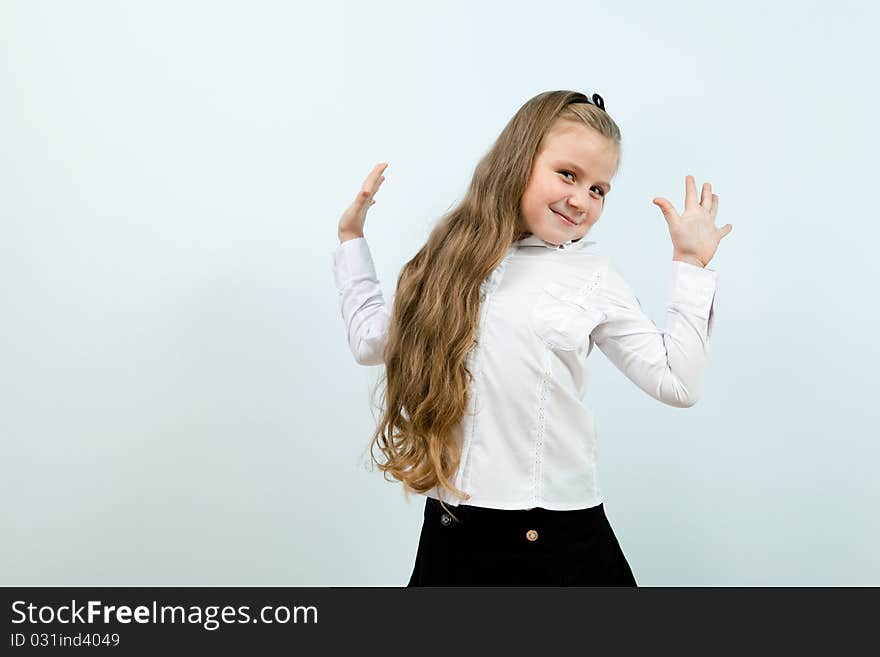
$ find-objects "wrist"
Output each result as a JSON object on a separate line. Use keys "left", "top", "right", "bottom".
{"left": 338, "top": 231, "right": 364, "bottom": 244}
{"left": 673, "top": 253, "right": 704, "bottom": 268}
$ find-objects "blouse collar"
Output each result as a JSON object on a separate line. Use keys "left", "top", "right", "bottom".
{"left": 513, "top": 233, "right": 597, "bottom": 251}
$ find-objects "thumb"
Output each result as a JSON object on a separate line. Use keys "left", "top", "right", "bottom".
{"left": 652, "top": 197, "right": 675, "bottom": 222}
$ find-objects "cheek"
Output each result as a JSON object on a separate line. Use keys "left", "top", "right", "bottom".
{"left": 537, "top": 181, "right": 561, "bottom": 204}
{"left": 525, "top": 179, "right": 562, "bottom": 212}
{"left": 524, "top": 186, "right": 546, "bottom": 210}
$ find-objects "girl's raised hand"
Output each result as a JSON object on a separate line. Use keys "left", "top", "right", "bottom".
{"left": 652, "top": 175, "right": 733, "bottom": 267}
{"left": 338, "top": 162, "right": 388, "bottom": 243}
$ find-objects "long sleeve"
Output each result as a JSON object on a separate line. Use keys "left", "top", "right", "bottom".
{"left": 331, "top": 237, "right": 394, "bottom": 366}
{"left": 591, "top": 259, "right": 718, "bottom": 408}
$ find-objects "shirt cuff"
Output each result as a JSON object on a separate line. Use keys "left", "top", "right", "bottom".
{"left": 668, "top": 260, "right": 718, "bottom": 338}
{"left": 331, "top": 237, "right": 378, "bottom": 292}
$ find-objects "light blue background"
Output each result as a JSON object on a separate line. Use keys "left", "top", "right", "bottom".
{"left": 1, "top": 0, "right": 877, "bottom": 586}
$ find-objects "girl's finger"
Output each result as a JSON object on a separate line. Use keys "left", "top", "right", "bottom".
{"left": 652, "top": 197, "right": 678, "bottom": 223}
{"left": 353, "top": 163, "right": 387, "bottom": 209}
{"left": 684, "top": 175, "right": 698, "bottom": 211}
{"left": 700, "top": 182, "right": 712, "bottom": 209}
{"left": 366, "top": 176, "right": 385, "bottom": 198}
{"left": 368, "top": 163, "right": 388, "bottom": 189}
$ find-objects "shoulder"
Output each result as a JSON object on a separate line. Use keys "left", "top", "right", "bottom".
{"left": 589, "top": 256, "right": 639, "bottom": 308}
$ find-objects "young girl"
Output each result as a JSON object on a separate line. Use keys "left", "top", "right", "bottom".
{"left": 332, "top": 90, "right": 732, "bottom": 586}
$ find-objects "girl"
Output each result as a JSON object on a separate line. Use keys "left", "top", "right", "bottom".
{"left": 332, "top": 90, "right": 732, "bottom": 586}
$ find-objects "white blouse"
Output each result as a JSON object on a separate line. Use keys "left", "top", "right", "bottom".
{"left": 331, "top": 233, "right": 718, "bottom": 510}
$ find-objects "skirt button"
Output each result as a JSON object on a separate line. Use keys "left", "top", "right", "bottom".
{"left": 440, "top": 513, "right": 452, "bottom": 526}
{"left": 526, "top": 529, "right": 539, "bottom": 542}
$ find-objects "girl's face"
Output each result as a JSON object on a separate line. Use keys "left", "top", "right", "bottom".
{"left": 520, "top": 119, "right": 619, "bottom": 245}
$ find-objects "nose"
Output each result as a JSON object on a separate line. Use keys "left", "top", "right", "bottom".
{"left": 567, "top": 190, "right": 603, "bottom": 221}
{"left": 566, "top": 191, "right": 589, "bottom": 219}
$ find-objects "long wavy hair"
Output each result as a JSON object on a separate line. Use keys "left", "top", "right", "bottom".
{"left": 367, "top": 90, "right": 622, "bottom": 513}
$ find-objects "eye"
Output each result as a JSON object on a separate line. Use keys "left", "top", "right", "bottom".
{"left": 558, "top": 170, "right": 606, "bottom": 197}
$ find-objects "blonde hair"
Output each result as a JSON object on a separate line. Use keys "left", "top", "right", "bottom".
{"left": 367, "top": 90, "right": 622, "bottom": 516}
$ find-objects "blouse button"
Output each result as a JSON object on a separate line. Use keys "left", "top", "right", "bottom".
{"left": 440, "top": 513, "right": 452, "bottom": 527}
{"left": 526, "top": 529, "right": 539, "bottom": 542}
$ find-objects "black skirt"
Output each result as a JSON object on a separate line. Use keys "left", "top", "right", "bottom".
{"left": 407, "top": 497, "right": 637, "bottom": 586}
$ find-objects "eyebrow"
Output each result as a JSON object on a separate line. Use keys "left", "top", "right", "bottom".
{"left": 555, "top": 160, "right": 612, "bottom": 192}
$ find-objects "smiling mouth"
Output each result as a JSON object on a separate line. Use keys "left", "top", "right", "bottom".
{"left": 551, "top": 209, "right": 578, "bottom": 226}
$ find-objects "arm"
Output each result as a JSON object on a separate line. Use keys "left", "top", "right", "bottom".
{"left": 332, "top": 162, "right": 391, "bottom": 365}
{"left": 332, "top": 236, "right": 394, "bottom": 366}
{"left": 591, "top": 259, "right": 717, "bottom": 408}
{"left": 593, "top": 173, "right": 726, "bottom": 404}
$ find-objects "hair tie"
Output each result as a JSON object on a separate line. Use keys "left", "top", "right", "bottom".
{"left": 568, "top": 92, "right": 607, "bottom": 113}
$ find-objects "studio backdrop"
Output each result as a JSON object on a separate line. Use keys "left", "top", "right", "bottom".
{"left": 1, "top": 0, "right": 877, "bottom": 586}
